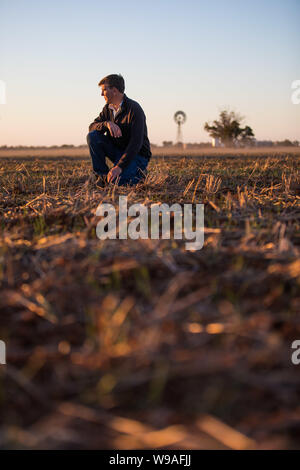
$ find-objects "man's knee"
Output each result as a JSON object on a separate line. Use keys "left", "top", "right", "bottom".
{"left": 86, "top": 130, "right": 107, "bottom": 145}
{"left": 86, "top": 130, "right": 98, "bottom": 145}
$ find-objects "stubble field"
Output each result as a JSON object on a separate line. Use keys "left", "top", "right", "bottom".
{"left": 0, "top": 148, "right": 300, "bottom": 449}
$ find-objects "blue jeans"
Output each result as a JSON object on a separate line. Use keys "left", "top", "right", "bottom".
{"left": 86, "top": 131, "right": 149, "bottom": 186}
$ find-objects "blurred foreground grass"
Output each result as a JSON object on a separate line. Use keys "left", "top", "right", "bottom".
{"left": 0, "top": 152, "right": 299, "bottom": 449}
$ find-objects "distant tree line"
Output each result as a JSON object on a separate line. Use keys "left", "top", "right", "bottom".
{"left": 0, "top": 144, "right": 87, "bottom": 149}
{"left": 1, "top": 139, "right": 299, "bottom": 150}
{"left": 160, "top": 139, "right": 299, "bottom": 148}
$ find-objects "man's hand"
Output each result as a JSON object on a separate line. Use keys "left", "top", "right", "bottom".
{"left": 107, "top": 166, "right": 122, "bottom": 183}
{"left": 106, "top": 121, "right": 122, "bottom": 138}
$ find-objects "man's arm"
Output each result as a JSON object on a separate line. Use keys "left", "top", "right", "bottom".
{"left": 88, "top": 108, "right": 109, "bottom": 133}
{"left": 115, "top": 105, "right": 145, "bottom": 170}
{"left": 89, "top": 109, "right": 122, "bottom": 138}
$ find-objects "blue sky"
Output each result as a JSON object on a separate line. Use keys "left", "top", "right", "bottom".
{"left": 0, "top": 0, "right": 299, "bottom": 145}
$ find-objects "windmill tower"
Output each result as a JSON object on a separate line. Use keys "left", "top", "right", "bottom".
{"left": 174, "top": 111, "right": 186, "bottom": 145}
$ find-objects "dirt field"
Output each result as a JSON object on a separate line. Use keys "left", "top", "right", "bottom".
{"left": 0, "top": 145, "right": 300, "bottom": 158}
{"left": 0, "top": 150, "right": 300, "bottom": 449}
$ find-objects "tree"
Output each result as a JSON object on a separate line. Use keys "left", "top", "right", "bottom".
{"left": 276, "top": 139, "right": 294, "bottom": 147}
{"left": 204, "top": 110, "right": 255, "bottom": 147}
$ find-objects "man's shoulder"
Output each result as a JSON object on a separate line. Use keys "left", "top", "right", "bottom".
{"left": 98, "top": 103, "right": 109, "bottom": 117}
{"left": 124, "top": 95, "right": 144, "bottom": 114}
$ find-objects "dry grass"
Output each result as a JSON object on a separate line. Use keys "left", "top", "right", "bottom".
{"left": 0, "top": 151, "right": 300, "bottom": 449}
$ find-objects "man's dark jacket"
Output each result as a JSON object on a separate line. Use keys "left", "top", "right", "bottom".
{"left": 88, "top": 94, "right": 152, "bottom": 170}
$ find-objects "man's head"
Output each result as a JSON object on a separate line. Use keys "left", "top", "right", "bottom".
{"left": 98, "top": 74, "right": 125, "bottom": 105}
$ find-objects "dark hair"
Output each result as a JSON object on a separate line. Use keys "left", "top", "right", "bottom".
{"left": 98, "top": 74, "right": 125, "bottom": 93}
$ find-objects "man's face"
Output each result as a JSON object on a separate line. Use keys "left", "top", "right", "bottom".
{"left": 100, "top": 84, "right": 115, "bottom": 104}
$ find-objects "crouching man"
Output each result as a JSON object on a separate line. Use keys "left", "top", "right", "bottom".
{"left": 87, "top": 74, "right": 152, "bottom": 186}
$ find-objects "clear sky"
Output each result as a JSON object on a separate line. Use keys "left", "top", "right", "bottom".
{"left": 0, "top": 0, "right": 299, "bottom": 146}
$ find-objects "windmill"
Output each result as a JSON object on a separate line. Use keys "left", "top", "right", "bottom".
{"left": 174, "top": 111, "right": 186, "bottom": 145}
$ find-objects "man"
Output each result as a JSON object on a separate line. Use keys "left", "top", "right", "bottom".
{"left": 87, "top": 74, "right": 151, "bottom": 186}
